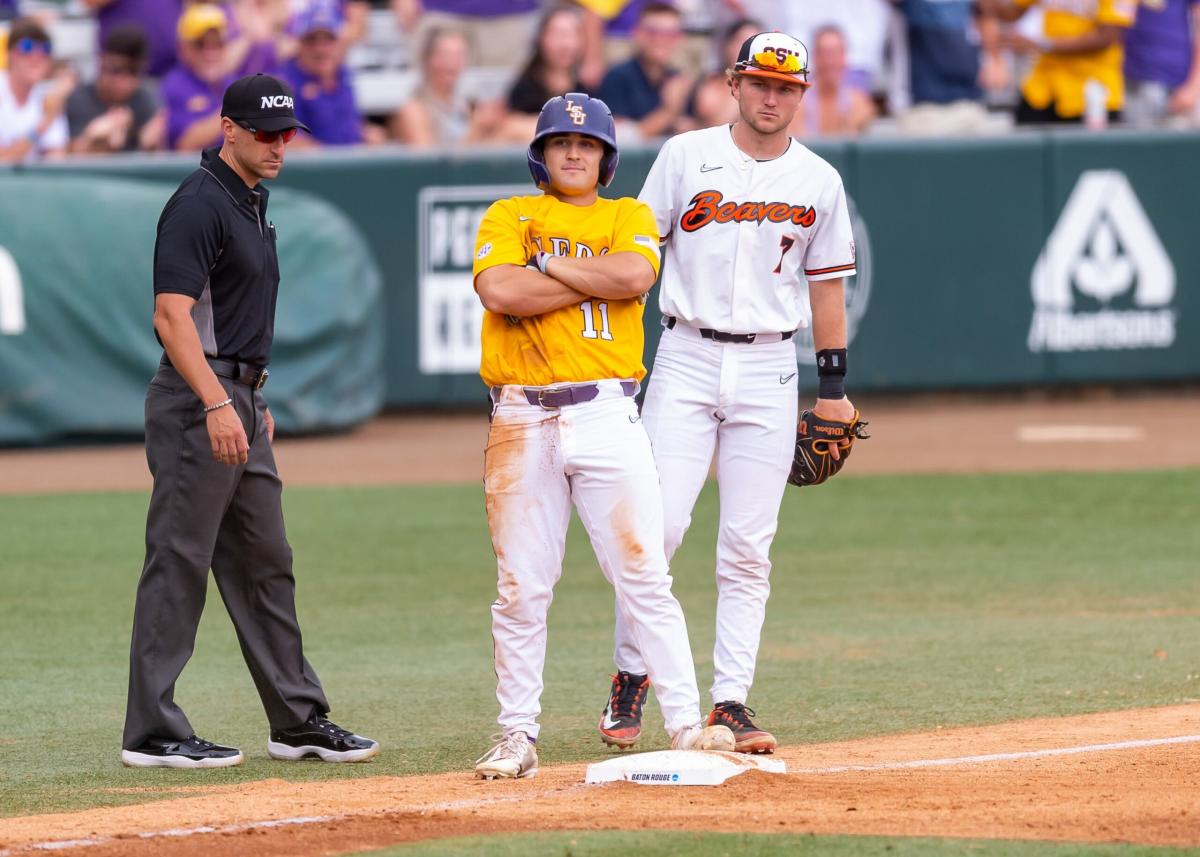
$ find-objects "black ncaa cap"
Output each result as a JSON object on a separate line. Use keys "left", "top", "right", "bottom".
{"left": 220, "top": 73, "right": 310, "bottom": 133}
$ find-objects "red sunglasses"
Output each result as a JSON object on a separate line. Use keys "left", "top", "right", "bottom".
{"left": 234, "top": 120, "right": 298, "bottom": 144}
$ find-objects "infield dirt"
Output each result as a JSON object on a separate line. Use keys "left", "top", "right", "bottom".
{"left": 1, "top": 705, "right": 1196, "bottom": 856}
{"left": 3, "top": 390, "right": 1199, "bottom": 494}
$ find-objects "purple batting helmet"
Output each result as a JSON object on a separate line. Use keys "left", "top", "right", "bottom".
{"left": 527, "top": 93, "right": 619, "bottom": 189}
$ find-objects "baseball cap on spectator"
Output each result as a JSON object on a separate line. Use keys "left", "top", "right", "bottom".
{"left": 288, "top": 4, "right": 344, "bottom": 39}
{"left": 733, "top": 31, "right": 811, "bottom": 89}
{"left": 221, "top": 73, "right": 311, "bottom": 133}
{"left": 177, "top": 3, "right": 228, "bottom": 43}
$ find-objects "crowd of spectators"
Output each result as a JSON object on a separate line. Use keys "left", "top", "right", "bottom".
{"left": 0, "top": 0, "right": 1198, "bottom": 164}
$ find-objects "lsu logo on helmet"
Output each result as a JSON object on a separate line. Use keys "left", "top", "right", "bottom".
{"left": 527, "top": 93, "right": 620, "bottom": 188}
{"left": 565, "top": 100, "right": 587, "bottom": 126}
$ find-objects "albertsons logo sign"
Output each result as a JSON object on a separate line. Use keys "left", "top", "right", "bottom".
{"left": 417, "top": 184, "right": 526, "bottom": 373}
{"left": 1028, "top": 170, "right": 1176, "bottom": 352}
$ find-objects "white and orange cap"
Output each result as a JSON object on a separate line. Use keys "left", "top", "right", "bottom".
{"left": 733, "top": 31, "right": 811, "bottom": 88}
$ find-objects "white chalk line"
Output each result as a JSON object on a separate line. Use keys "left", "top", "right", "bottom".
{"left": 4, "top": 735, "right": 1198, "bottom": 854}
{"left": 1017, "top": 425, "right": 1145, "bottom": 443}
{"left": 0, "top": 815, "right": 336, "bottom": 855}
{"left": 791, "top": 734, "right": 1200, "bottom": 774}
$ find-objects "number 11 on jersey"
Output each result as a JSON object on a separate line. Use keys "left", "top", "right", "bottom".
{"left": 580, "top": 300, "right": 614, "bottom": 341}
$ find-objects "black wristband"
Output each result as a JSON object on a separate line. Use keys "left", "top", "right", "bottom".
{"left": 816, "top": 348, "right": 847, "bottom": 399}
{"left": 815, "top": 348, "right": 847, "bottom": 376}
{"left": 818, "top": 376, "right": 846, "bottom": 399}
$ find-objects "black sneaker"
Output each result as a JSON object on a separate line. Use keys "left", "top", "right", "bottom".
{"left": 267, "top": 713, "right": 380, "bottom": 762}
{"left": 598, "top": 671, "right": 650, "bottom": 748}
{"left": 121, "top": 735, "right": 244, "bottom": 769}
{"left": 708, "top": 700, "right": 778, "bottom": 754}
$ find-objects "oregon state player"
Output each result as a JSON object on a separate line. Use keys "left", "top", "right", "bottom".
{"left": 470, "top": 93, "right": 734, "bottom": 780}
{"left": 599, "top": 32, "right": 860, "bottom": 754}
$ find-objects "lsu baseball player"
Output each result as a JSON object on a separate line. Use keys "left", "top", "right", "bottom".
{"left": 471, "top": 93, "right": 735, "bottom": 780}
{"left": 599, "top": 32, "right": 859, "bottom": 753}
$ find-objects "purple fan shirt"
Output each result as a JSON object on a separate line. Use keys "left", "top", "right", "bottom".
{"left": 421, "top": 0, "right": 538, "bottom": 15}
{"left": 95, "top": 0, "right": 183, "bottom": 78}
{"left": 1124, "top": 0, "right": 1200, "bottom": 88}
{"left": 161, "top": 64, "right": 231, "bottom": 150}
{"left": 278, "top": 57, "right": 363, "bottom": 145}
{"left": 214, "top": 1, "right": 279, "bottom": 75}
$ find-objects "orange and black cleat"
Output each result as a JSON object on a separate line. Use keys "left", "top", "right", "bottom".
{"left": 707, "top": 701, "right": 777, "bottom": 754}
{"left": 598, "top": 671, "right": 650, "bottom": 749}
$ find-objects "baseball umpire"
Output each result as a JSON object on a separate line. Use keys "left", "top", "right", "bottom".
{"left": 470, "top": 93, "right": 734, "bottom": 780}
{"left": 121, "top": 74, "right": 378, "bottom": 768}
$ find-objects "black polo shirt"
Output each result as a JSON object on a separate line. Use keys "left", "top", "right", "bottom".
{"left": 153, "top": 147, "right": 280, "bottom": 366}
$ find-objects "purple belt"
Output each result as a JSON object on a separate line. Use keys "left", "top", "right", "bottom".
{"left": 494, "top": 380, "right": 639, "bottom": 409}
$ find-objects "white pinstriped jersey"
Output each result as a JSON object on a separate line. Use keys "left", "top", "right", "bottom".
{"left": 638, "top": 124, "right": 857, "bottom": 334}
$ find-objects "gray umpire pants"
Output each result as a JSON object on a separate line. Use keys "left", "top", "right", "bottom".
{"left": 123, "top": 361, "right": 330, "bottom": 750}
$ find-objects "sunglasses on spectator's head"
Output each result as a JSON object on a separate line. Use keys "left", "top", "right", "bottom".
{"left": 13, "top": 37, "right": 51, "bottom": 56}
{"left": 234, "top": 120, "right": 298, "bottom": 144}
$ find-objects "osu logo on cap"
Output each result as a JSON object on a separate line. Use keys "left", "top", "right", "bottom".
{"left": 261, "top": 95, "right": 295, "bottom": 109}
{"left": 734, "top": 31, "right": 811, "bottom": 87}
{"left": 753, "top": 44, "right": 804, "bottom": 73}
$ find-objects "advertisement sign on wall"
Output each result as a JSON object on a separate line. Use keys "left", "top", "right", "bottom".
{"left": 1029, "top": 170, "right": 1176, "bottom": 353}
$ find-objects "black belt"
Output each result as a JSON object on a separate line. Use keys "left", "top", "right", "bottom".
{"left": 208, "top": 358, "right": 269, "bottom": 390}
{"left": 495, "top": 380, "right": 639, "bottom": 409}
{"left": 664, "top": 316, "right": 795, "bottom": 344}
{"left": 162, "top": 355, "right": 269, "bottom": 390}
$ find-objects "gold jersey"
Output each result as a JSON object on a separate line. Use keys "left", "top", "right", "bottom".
{"left": 473, "top": 193, "right": 661, "bottom": 388}
{"left": 1015, "top": 0, "right": 1136, "bottom": 117}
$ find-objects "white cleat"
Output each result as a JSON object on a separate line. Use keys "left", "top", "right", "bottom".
{"left": 475, "top": 731, "right": 539, "bottom": 780}
{"left": 671, "top": 723, "right": 735, "bottom": 752}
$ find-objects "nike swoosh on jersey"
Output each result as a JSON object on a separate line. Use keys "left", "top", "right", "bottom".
{"left": 519, "top": 216, "right": 531, "bottom": 221}
{"left": 700, "top": 163, "right": 722, "bottom": 172}
{"left": 780, "top": 373, "right": 797, "bottom": 384}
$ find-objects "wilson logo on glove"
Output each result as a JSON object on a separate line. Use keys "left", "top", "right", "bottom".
{"left": 788, "top": 410, "right": 870, "bottom": 487}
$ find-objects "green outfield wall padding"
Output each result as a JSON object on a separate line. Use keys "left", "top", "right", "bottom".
{"left": 6, "top": 129, "right": 1199, "bottom": 429}
{"left": 0, "top": 173, "right": 384, "bottom": 445}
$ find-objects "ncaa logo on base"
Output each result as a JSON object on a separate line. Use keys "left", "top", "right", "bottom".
{"left": 795, "top": 194, "right": 871, "bottom": 365}
{"left": 1028, "top": 170, "right": 1176, "bottom": 352}
{"left": 418, "top": 185, "right": 528, "bottom": 373}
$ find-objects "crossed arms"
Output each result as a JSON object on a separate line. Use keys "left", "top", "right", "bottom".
{"left": 474, "top": 252, "right": 657, "bottom": 317}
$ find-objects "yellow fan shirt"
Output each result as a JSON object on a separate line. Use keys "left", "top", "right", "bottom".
{"left": 473, "top": 193, "right": 661, "bottom": 388}
{"left": 1014, "top": 0, "right": 1136, "bottom": 117}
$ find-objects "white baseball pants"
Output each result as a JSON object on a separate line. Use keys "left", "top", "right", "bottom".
{"left": 614, "top": 322, "right": 799, "bottom": 705}
{"left": 485, "top": 380, "right": 705, "bottom": 739}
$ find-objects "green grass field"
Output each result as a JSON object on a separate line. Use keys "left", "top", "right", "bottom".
{"left": 360, "top": 830, "right": 1200, "bottom": 857}
{"left": 1, "top": 470, "right": 1198, "bottom": 853}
